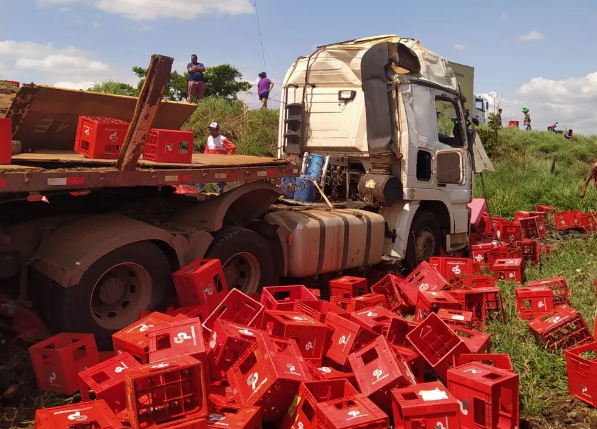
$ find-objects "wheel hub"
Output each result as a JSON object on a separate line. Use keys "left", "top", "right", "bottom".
{"left": 222, "top": 252, "right": 260, "bottom": 295}
{"left": 415, "top": 229, "right": 436, "bottom": 263}
{"left": 97, "top": 277, "right": 125, "bottom": 305}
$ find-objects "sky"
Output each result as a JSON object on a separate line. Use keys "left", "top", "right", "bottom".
{"left": 1, "top": 0, "right": 597, "bottom": 133}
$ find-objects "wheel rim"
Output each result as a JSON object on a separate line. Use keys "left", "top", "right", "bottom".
{"left": 222, "top": 252, "right": 261, "bottom": 295}
{"left": 90, "top": 263, "right": 152, "bottom": 330}
{"left": 414, "top": 229, "right": 436, "bottom": 264}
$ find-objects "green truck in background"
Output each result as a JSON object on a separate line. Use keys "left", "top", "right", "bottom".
{"left": 436, "top": 61, "right": 488, "bottom": 124}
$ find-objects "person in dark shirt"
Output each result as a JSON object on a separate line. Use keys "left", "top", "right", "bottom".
{"left": 257, "top": 72, "right": 274, "bottom": 109}
{"left": 187, "top": 54, "right": 206, "bottom": 103}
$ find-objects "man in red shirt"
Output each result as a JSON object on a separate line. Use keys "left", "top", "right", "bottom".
{"left": 198, "top": 122, "right": 236, "bottom": 194}
{"left": 580, "top": 160, "right": 597, "bottom": 199}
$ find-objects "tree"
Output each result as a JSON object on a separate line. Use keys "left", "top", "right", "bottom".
{"left": 88, "top": 80, "right": 139, "bottom": 97}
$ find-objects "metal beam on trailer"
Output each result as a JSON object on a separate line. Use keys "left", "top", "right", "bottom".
{"left": 117, "top": 55, "right": 173, "bottom": 171}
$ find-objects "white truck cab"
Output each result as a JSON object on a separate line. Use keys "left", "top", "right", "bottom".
{"left": 277, "top": 35, "right": 492, "bottom": 271}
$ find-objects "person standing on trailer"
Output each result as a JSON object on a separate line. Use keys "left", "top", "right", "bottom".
{"left": 187, "top": 54, "right": 206, "bottom": 103}
{"left": 258, "top": 72, "right": 274, "bottom": 109}
{"left": 198, "top": 123, "right": 236, "bottom": 194}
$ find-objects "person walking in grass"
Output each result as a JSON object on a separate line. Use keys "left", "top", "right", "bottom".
{"left": 197, "top": 122, "right": 236, "bottom": 194}
{"left": 580, "top": 159, "right": 597, "bottom": 199}
{"left": 258, "top": 72, "right": 274, "bottom": 109}
{"left": 523, "top": 107, "right": 532, "bottom": 131}
{"left": 187, "top": 54, "right": 206, "bottom": 103}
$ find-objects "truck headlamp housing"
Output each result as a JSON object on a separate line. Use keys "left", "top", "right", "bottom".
{"left": 338, "top": 90, "right": 356, "bottom": 101}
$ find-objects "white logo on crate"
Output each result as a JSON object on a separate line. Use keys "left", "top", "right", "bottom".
{"left": 297, "top": 423, "right": 305, "bottom": 429}
{"left": 204, "top": 284, "right": 214, "bottom": 296}
{"left": 318, "top": 367, "right": 332, "bottom": 373}
{"left": 550, "top": 316, "right": 563, "bottom": 324}
{"left": 474, "top": 254, "right": 484, "bottom": 262}
{"left": 457, "top": 399, "right": 470, "bottom": 415}
{"left": 287, "top": 364, "right": 296, "bottom": 373}
{"left": 508, "top": 273, "right": 515, "bottom": 279}
{"left": 150, "top": 363, "right": 169, "bottom": 369}
{"left": 338, "top": 335, "right": 348, "bottom": 345}
{"left": 67, "top": 412, "right": 88, "bottom": 422}
{"left": 538, "top": 300, "right": 545, "bottom": 309}
{"left": 581, "top": 385, "right": 591, "bottom": 397}
{"left": 209, "top": 332, "right": 218, "bottom": 349}
{"left": 346, "top": 410, "right": 368, "bottom": 421}
{"left": 366, "top": 311, "right": 378, "bottom": 317}
{"left": 373, "top": 368, "right": 383, "bottom": 380}
{"left": 165, "top": 144, "right": 174, "bottom": 153}
{"left": 84, "top": 126, "right": 91, "bottom": 136}
{"left": 114, "top": 362, "right": 129, "bottom": 373}
{"left": 109, "top": 131, "right": 119, "bottom": 142}
{"left": 419, "top": 283, "right": 430, "bottom": 291}
{"left": 451, "top": 265, "right": 462, "bottom": 275}
{"left": 138, "top": 323, "right": 154, "bottom": 333}
{"left": 305, "top": 341, "right": 314, "bottom": 351}
{"left": 48, "top": 372, "right": 57, "bottom": 384}
{"left": 173, "top": 332, "right": 193, "bottom": 344}
{"left": 293, "top": 316, "right": 307, "bottom": 321}
{"left": 435, "top": 423, "right": 446, "bottom": 429}
{"left": 207, "top": 414, "right": 226, "bottom": 423}
{"left": 463, "top": 368, "right": 482, "bottom": 375}
{"left": 239, "top": 329, "right": 254, "bottom": 336}
{"left": 247, "top": 372, "right": 259, "bottom": 390}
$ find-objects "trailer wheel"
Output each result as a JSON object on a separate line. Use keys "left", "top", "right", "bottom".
{"left": 205, "top": 227, "right": 277, "bottom": 295}
{"left": 404, "top": 211, "right": 442, "bottom": 272}
{"left": 33, "top": 242, "right": 172, "bottom": 350}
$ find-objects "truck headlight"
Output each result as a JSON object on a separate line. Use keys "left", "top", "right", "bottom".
{"left": 338, "top": 90, "right": 356, "bottom": 101}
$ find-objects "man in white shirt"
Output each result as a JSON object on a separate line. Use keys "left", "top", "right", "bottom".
{"left": 198, "top": 122, "right": 236, "bottom": 194}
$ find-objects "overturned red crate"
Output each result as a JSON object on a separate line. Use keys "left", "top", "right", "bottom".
{"left": 324, "top": 312, "right": 379, "bottom": 367}
{"left": 332, "top": 293, "right": 386, "bottom": 313}
{"left": 329, "top": 276, "right": 369, "bottom": 299}
{"left": 516, "top": 240, "right": 540, "bottom": 265}
{"left": 464, "top": 274, "right": 496, "bottom": 290}
{"left": 306, "top": 362, "right": 358, "bottom": 388}
{"left": 565, "top": 342, "right": 597, "bottom": 408}
{"left": 406, "top": 313, "right": 468, "bottom": 382}
{"left": 172, "top": 259, "right": 229, "bottom": 319}
{"left": 471, "top": 241, "right": 501, "bottom": 265}
{"left": 454, "top": 353, "right": 514, "bottom": 372}
{"left": 79, "top": 352, "right": 140, "bottom": 413}
{"left": 30, "top": 333, "right": 100, "bottom": 395}
{"left": 391, "top": 381, "right": 460, "bottom": 429}
{"left": 528, "top": 305, "right": 593, "bottom": 351}
{"left": 315, "top": 394, "right": 389, "bottom": 429}
{"left": 555, "top": 210, "right": 582, "bottom": 231}
{"left": 385, "top": 317, "right": 419, "bottom": 347}
{"left": 34, "top": 400, "right": 124, "bottom": 429}
{"left": 515, "top": 286, "right": 554, "bottom": 320}
{"left": 447, "top": 289, "right": 487, "bottom": 330}
{"left": 371, "top": 274, "right": 410, "bottom": 312}
{"left": 415, "top": 290, "right": 460, "bottom": 323}
{"left": 452, "top": 326, "right": 491, "bottom": 353}
{"left": 348, "top": 336, "right": 416, "bottom": 412}
{"left": 206, "top": 319, "right": 260, "bottom": 380}
{"left": 527, "top": 276, "right": 571, "bottom": 306}
{"left": 519, "top": 216, "right": 547, "bottom": 240}
{"left": 448, "top": 362, "right": 519, "bottom": 429}
{"left": 400, "top": 261, "right": 449, "bottom": 307}
{"left": 350, "top": 306, "right": 401, "bottom": 335}
{"left": 492, "top": 258, "right": 524, "bottom": 284}
{"left": 581, "top": 213, "right": 597, "bottom": 233}
{"left": 294, "top": 299, "right": 350, "bottom": 323}
{"left": 144, "top": 129, "right": 194, "bottom": 164}
{"left": 486, "top": 247, "right": 522, "bottom": 268}
{"left": 496, "top": 221, "right": 522, "bottom": 242}
{"left": 429, "top": 256, "right": 475, "bottom": 287}
{"left": 202, "top": 289, "right": 264, "bottom": 335}
{"left": 113, "top": 312, "right": 177, "bottom": 364}
{"left": 261, "top": 285, "right": 317, "bottom": 311}
{"left": 476, "top": 287, "right": 506, "bottom": 324}
{"left": 226, "top": 333, "right": 311, "bottom": 421}
{"left": 391, "top": 344, "right": 427, "bottom": 383}
{"left": 261, "top": 310, "right": 328, "bottom": 364}
{"left": 279, "top": 379, "right": 358, "bottom": 429}
{"left": 124, "top": 355, "right": 208, "bottom": 429}
{"left": 536, "top": 204, "right": 556, "bottom": 213}
{"left": 208, "top": 380, "right": 236, "bottom": 410}
{"left": 538, "top": 244, "right": 551, "bottom": 259}
{"left": 207, "top": 406, "right": 262, "bottom": 429}
{"left": 75, "top": 116, "right": 129, "bottom": 159}
{"left": 437, "top": 308, "right": 474, "bottom": 329}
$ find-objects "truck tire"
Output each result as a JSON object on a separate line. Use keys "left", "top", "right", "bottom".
{"left": 205, "top": 226, "right": 278, "bottom": 295}
{"left": 404, "top": 211, "right": 442, "bottom": 272}
{"left": 32, "top": 242, "right": 172, "bottom": 350}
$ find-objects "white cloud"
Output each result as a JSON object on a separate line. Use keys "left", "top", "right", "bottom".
{"left": 54, "top": 81, "right": 95, "bottom": 90}
{"left": 518, "top": 31, "right": 545, "bottom": 42}
{"left": 500, "top": 12, "right": 508, "bottom": 21}
{"left": 453, "top": 43, "right": 466, "bottom": 51}
{"left": 37, "top": 0, "right": 254, "bottom": 21}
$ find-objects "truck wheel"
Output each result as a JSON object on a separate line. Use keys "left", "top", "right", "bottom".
{"left": 32, "top": 242, "right": 172, "bottom": 350}
{"left": 404, "top": 211, "right": 442, "bottom": 272}
{"left": 205, "top": 227, "right": 277, "bottom": 295}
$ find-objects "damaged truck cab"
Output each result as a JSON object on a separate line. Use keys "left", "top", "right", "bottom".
{"left": 278, "top": 35, "right": 479, "bottom": 270}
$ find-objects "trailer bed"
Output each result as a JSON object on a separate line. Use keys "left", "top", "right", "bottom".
{"left": 0, "top": 151, "right": 298, "bottom": 195}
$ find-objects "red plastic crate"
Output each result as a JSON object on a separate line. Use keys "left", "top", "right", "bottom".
{"left": 385, "top": 317, "right": 419, "bottom": 347}
{"left": 538, "top": 244, "right": 551, "bottom": 259}
{"left": 370, "top": 274, "right": 410, "bottom": 312}
{"left": 124, "top": 355, "right": 208, "bottom": 429}
{"left": 492, "top": 258, "right": 524, "bottom": 284}
{"left": 516, "top": 240, "right": 540, "bottom": 265}
{"left": 279, "top": 380, "right": 359, "bottom": 429}
{"left": 294, "top": 299, "right": 350, "bottom": 323}
{"left": 329, "top": 276, "right": 369, "bottom": 299}
{"left": 226, "top": 332, "right": 311, "bottom": 421}
{"left": 75, "top": 116, "right": 129, "bottom": 159}
{"left": 437, "top": 308, "right": 474, "bottom": 329}
{"left": 350, "top": 306, "right": 401, "bottom": 335}
{"left": 202, "top": 289, "right": 264, "bottom": 336}
{"left": 465, "top": 274, "right": 496, "bottom": 290}
{"left": 331, "top": 293, "right": 386, "bottom": 313}
{"left": 315, "top": 394, "right": 389, "bottom": 429}
{"left": 581, "top": 213, "right": 597, "bottom": 233}
{"left": 207, "top": 406, "right": 262, "bottom": 429}
{"left": 34, "top": 400, "right": 125, "bottom": 429}
{"left": 554, "top": 210, "right": 582, "bottom": 231}
{"left": 528, "top": 305, "right": 593, "bottom": 351}
{"left": 536, "top": 204, "right": 556, "bottom": 213}
{"left": 324, "top": 312, "right": 379, "bottom": 367}
{"left": 429, "top": 256, "right": 475, "bottom": 287}
{"left": 167, "top": 306, "right": 206, "bottom": 319}
{"left": 565, "top": 341, "right": 597, "bottom": 408}
{"left": 515, "top": 286, "right": 554, "bottom": 320}
{"left": 260, "top": 285, "right": 317, "bottom": 311}
{"left": 400, "top": 261, "right": 449, "bottom": 307}
{"left": 451, "top": 326, "right": 491, "bottom": 353}
{"left": 483, "top": 215, "right": 507, "bottom": 237}
{"left": 406, "top": 313, "right": 468, "bottom": 382}
{"left": 29, "top": 333, "right": 100, "bottom": 395}
{"left": 0, "top": 117, "right": 10, "bottom": 165}
{"left": 527, "top": 276, "right": 571, "bottom": 306}
{"left": 79, "top": 352, "right": 140, "bottom": 413}
{"left": 447, "top": 289, "right": 487, "bottom": 331}
{"left": 208, "top": 380, "right": 236, "bottom": 410}
{"left": 454, "top": 353, "right": 514, "bottom": 372}
{"left": 113, "top": 312, "right": 177, "bottom": 364}
{"left": 144, "top": 129, "right": 194, "bottom": 164}
{"left": 486, "top": 248, "right": 522, "bottom": 268}
{"left": 348, "top": 336, "right": 416, "bottom": 412}
{"left": 206, "top": 319, "right": 260, "bottom": 380}
{"left": 172, "top": 259, "right": 230, "bottom": 320}
{"left": 519, "top": 216, "right": 547, "bottom": 239}
{"left": 261, "top": 310, "right": 329, "bottom": 364}
{"left": 471, "top": 241, "right": 501, "bottom": 265}
{"left": 448, "top": 362, "right": 519, "bottom": 429}
{"left": 391, "top": 382, "right": 460, "bottom": 429}
{"left": 475, "top": 287, "right": 506, "bottom": 324}
{"left": 390, "top": 344, "right": 427, "bottom": 383}
{"left": 306, "top": 361, "right": 358, "bottom": 389}
{"left": 415, "top": 290, "right": 460, "bottom": 323}
{"left": 495, "top": 221, "right": 522, "bottom": 243}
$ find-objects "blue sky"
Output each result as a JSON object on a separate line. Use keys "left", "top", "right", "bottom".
{"left": 1, "top": 0, "right": 597, "bottom": 132}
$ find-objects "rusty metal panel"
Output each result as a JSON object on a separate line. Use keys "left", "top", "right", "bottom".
{"left": 7, "top": 85, "right": 197, "bottom": 151}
